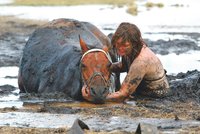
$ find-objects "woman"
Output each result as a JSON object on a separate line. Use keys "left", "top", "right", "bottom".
{"left": 106, "top": 22, "right": 170, "bottom": 102}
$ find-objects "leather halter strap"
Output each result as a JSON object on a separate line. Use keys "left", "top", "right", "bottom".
{"left": 80, "top": 48, "right": 112, "bottom": 63}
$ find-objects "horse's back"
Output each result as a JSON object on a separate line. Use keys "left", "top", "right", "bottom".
{"left": 18, "top": 18, "right": 109, "bottom": 99}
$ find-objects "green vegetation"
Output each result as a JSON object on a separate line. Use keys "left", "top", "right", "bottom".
{"left": 14, "top": 0, "right": 133, "bottom": 6}
{"left": 126, "top": 4, "right": 138, "bottom": 16}
{"left": 13, "top": 0, "right": 138, "bottom": 16}
{"left": 145, "top": 2, "right": 164, "bottom": 8}
{"left": 172, "top": 4, "right": 184, "bottom": 7}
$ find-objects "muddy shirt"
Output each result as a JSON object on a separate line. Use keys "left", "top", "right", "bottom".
{"left": 122, "top": 53, "right": 170, "bottom": 97}
{"left": 108, "top": 46, "right": 171, "bottom": 102}
{"left": 137, "top": 73, "right": 170, "bottom": 97}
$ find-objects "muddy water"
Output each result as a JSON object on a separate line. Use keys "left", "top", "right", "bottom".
{"left": 1, "top": 111, "right": 200, "bottom": 132}
{"left": 1, "top": 100, "right": 200, "bottom": 133}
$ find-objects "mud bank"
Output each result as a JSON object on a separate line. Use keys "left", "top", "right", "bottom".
{"left": 0, "top": 16, "right": 200, "bottom": 133}
{"left": 0, "top": 16, "right": 46, "bottom": 67}
{"left": 145, "top": 33, "right": 200, "bottom": 55}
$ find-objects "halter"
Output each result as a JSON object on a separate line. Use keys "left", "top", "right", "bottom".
{"left": 80, "top": 49, "right": 114, "bottom": 92}
{"left": 81, "top": 48, "right": 112, "bottom": 63}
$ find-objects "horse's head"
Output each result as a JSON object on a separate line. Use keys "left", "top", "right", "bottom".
{"left": 79, "top": 36, "right": 112, "bottom": 104}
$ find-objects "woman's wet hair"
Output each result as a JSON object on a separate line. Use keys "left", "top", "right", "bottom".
{"left": 111, "top": 22, "right": 145, "bottom": 59}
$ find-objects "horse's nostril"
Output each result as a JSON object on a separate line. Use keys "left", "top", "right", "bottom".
{"left": 102, "top": 88, "right": 108, "bottom": 94}
{"left": 91, "top": 88, "right": 96, "bottom": 95}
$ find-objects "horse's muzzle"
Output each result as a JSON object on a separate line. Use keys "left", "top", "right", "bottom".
{"left": 89, "top": 86, "right": 109, "bottom": 104}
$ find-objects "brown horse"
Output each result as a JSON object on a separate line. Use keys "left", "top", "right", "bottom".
{"left": 79, "top": 36, "right": 114, "bottom": 103}
{"left": 18, "top": 18, "right": 119, "bottom": 104}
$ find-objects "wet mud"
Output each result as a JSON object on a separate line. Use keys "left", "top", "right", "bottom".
{"left": 0, "top": 16, "right": 46, "bottom": 67}
{"left": 0, "top": 16, "right": 200, "bottom": 133}
{"left": 145, "top": 34, "right": 200, "bottom": 55}
{"left": 0, "top": 85, "right": 16, "bottom": 96}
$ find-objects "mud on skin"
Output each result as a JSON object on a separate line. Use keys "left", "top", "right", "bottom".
{"left": 0, "top": 16, "right": 200, "bottom": 133}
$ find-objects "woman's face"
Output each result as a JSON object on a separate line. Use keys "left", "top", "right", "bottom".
{"left": 115, "top": 38, "right": 133, "bottom": 56}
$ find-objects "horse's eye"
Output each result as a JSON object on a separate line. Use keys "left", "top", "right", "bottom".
{"left": 81, "top": 63, "right": 86, "bottom": 68}
{"left": 107, "top": 62, "right": 112, "bottom": 68}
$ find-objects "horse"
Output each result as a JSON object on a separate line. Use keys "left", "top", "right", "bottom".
{"left": 18, "top": 18, "right": 120, "bottom": 104}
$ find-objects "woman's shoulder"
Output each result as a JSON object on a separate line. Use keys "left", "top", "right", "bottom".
{"left": 135, "top": 46, "right": 163, "bottom": 70}
{"left": 139, "top": 47, "right": 159, "bottom": 61}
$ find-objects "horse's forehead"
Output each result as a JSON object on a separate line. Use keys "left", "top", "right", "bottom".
{"left": 83, "top": 52, "right": 108, "bottom": 63}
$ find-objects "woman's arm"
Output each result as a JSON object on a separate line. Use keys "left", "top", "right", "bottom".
{"left": 110, "top": 57, "right": 128, "bottom": 73}
{"left": 107, "top": 59, "right": 146, "bottom": 102}
{"left": 110, "top": 61, "right": 123, "bottom": 72}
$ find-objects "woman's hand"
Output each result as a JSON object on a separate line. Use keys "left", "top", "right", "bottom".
{"left": 106, "top": 90, "right": 129, "bottom": 102}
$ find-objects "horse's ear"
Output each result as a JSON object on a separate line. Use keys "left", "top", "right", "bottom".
{"left": 79, "top": 35, "right": 89, "bottom": 53}
{"left": 102, "top": 45, "right": 109, "bottom": 53}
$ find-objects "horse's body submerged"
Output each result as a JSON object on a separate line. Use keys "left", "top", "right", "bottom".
{"left": 18, "top": 18, "right": 119, "bottom": 103}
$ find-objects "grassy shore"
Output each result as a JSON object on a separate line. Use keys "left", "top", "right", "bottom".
{"left": 12, "top": 0, "right": 165, "bottom": 16}
{"left": 13, "top": 0, "right": 138, "bottom": 15}
{"left": 13, "top": 0, "right": 134, "bottom": 6}
{"left": 0, "top": 16, "right": 46, "bottom": 36}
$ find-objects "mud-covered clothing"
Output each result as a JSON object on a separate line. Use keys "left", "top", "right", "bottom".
{"left": 136, "top": 72, "right": 170, "bottom": 98}
{"left": 110, "top": 53, "right": 170, "bottom": 98}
